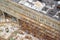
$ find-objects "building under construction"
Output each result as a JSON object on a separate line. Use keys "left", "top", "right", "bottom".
{"left": 0, "top": 0, "right": 60, "bottom": 40}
